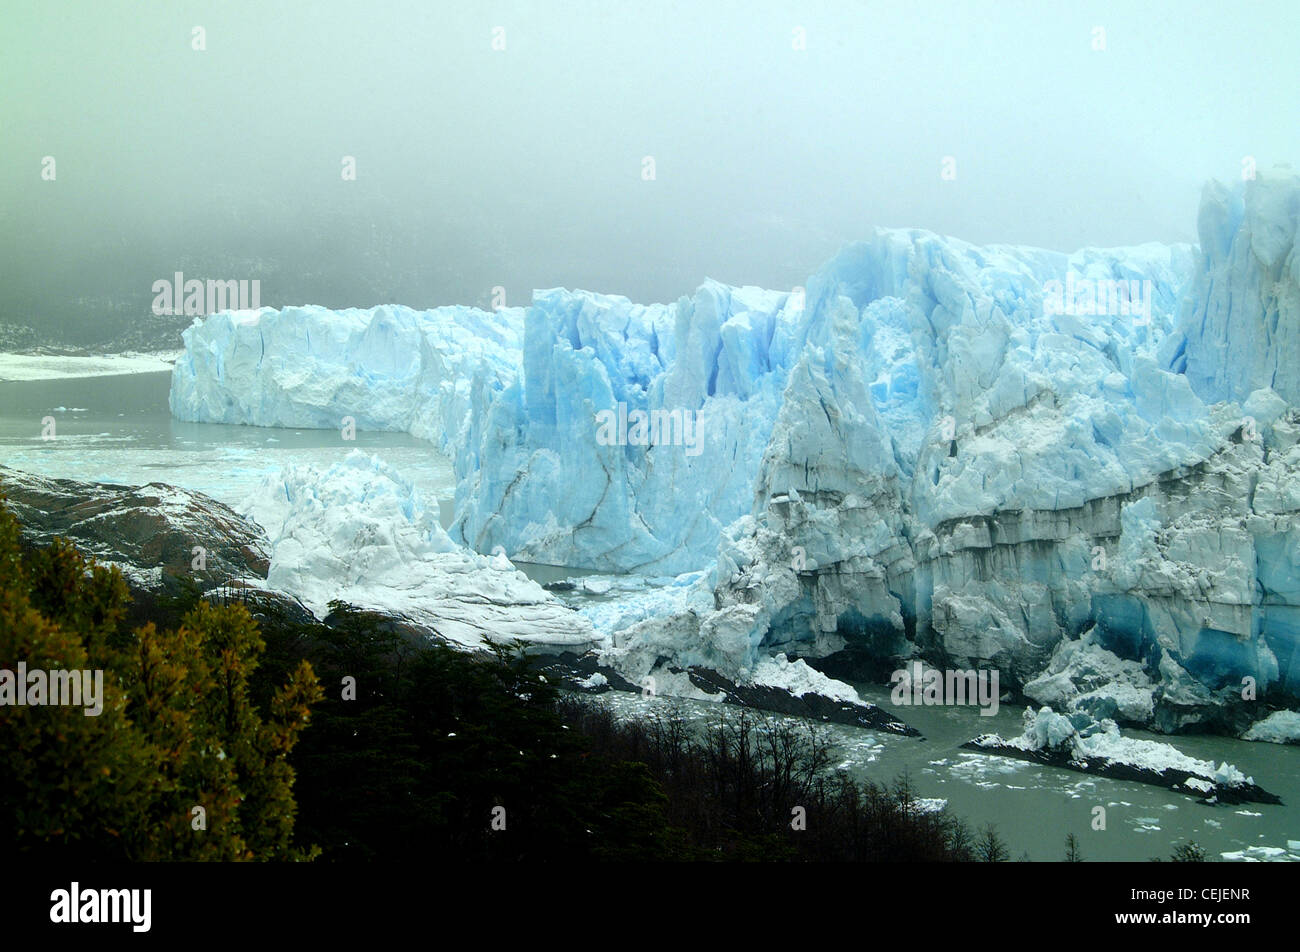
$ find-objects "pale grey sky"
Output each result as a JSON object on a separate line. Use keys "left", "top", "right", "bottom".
{"left": 2, "top": 0, "right": 1297, "bottom": 335}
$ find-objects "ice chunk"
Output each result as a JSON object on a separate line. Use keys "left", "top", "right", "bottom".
{"left": 1242, "top": 710, "right": 1300, "bottom": 744}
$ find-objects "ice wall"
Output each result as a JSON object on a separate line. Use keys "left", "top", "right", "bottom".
{"left": 1163, "top": 173, "right": 1300, "bottom": 405}
{"left": 170, "top": 303, "right": 525, "bottom": 460}
{"left": 170, "top": 174, "right": 1300, "bottom": 722}
{"left": 451, "top": 283, "right": 804, "bottom": 574}
{"left": 605, "top": 176, "right": 1300, "bottom": 725}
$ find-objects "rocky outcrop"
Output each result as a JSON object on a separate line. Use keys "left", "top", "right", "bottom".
{"left": 529, "top": 650, "right": 920, "bottom": 734}
{"left": 0, "top": 465, "right": 276, "bottom": 630}
{"left": 0, "top": 465, "right": 269, "bottom": 587}
{"left": 684, "top": 666, "right": 920, "bottom": 735}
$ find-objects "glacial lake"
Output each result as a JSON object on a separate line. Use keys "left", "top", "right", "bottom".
{"left": 2, "top": 369, "right": 1298, "bottom": 861}
{"left": 594, "top": 686, "right": 1300, "bottom": 862}
{"left": 0, "top": 370, "right": 457, "bottom": 520}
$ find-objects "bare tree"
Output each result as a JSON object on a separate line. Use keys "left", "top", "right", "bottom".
{"left": 1065, "top": 833, "right": 1083, "bottom": 862}
{"left": 978, "top": 823, "right": 1009, "bottom": 862}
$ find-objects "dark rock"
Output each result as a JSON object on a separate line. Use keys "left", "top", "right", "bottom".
{"left": 1, "top": 466, "right": 274, "bottom": 629}
{"left": 206, "top": 581, "right": 319, "bottom": 628}
{"left": 529, "top": 650, "right": 922, "bottom": 734}
{"left": 529, "top": 651, "right": 641, "bottom": 693}
{"left": 1152, "top": 695, "right": 1261, "bottom": 736}
{"left": 0, "top": 466, "right": 269, "bottom": 585}
{"left": 801, "top": 644, "right": 910, "bottom": 684}
{"left": 684, "top": 666, "right": 921, "bottom": 736}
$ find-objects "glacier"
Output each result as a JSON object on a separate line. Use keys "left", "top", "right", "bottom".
{"left": 170, "top": 303, "right": 526, "bottom": 465}
{"left": 170, "top": 171, "right": 1300, "bottom": 731}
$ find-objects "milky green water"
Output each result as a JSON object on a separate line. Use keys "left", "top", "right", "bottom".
{"left": 0, "top": 371, "right": 455, "bottom": 517}
{"left": 592, "top": 678, "right": 1300, "bottom": 862}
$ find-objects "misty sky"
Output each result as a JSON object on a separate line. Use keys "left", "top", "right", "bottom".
{"left": 3, "top": 0, "right": 1298, "bottom": 332}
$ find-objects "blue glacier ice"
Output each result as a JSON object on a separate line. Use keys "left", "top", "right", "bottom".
{"left": 170, "top": 172, "right": 1300, "bottom": 730}
{"left": 451, "top": 283, "right": 802, "bottom": 574}
{"left": 1161, "top": 175, "right": 1300, "bottom": 405}
{"left": 170, "top": 303, "right": 526, "bottom": 463}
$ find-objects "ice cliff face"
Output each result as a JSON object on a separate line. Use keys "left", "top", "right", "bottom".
{"left": 451, "top": 283, "right": 803, "bottom": 574}
{"left": 453, "top": 227, "right": 1205, "bottom": 577}
{"left": 170, "top": 172, "right": 1300, "bottom": 727}
{"left": 1163, "top": 175, "right": 1300, "bottom": 406}
{"left": 170, "top": 303, "right": 525, "bottom": 463}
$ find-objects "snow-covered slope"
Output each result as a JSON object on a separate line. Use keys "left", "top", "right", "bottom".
{"left": 0, "top": 465, "right": 269, "bottom": 592}
{"left": 240, "top": 451, "right": 598, "bottom": 651}
{"left": 170, "top": 172, "right": 1300, "bottom": 725}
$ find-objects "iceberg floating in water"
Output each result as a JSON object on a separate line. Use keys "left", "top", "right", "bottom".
{"left": 1241, "top": 709, "right": 1300, "bottom": 744}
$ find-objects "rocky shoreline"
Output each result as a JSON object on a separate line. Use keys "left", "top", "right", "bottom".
{"left": 533, "top": 650, "right": 921, "bottom": 735}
